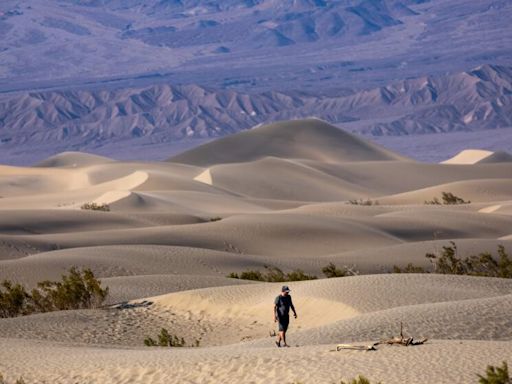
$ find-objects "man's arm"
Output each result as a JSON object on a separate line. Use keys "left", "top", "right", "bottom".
{"left": 274, "top": 304, "right": 278, "bottom": 321}
{"left": 290, "top": 297, "right": 297, "bottom": 318}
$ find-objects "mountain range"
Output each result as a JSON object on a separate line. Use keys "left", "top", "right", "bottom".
{"left": 0, "top": 0, "right": 511, "bottom": 163}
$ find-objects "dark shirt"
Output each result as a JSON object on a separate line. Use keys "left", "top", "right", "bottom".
{"left": 274, "top": 294, "right": 295, "bottom": 318}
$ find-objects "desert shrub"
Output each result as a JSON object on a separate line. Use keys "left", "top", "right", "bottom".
{"left": 209, "top": 217, "right": 222, "bottom": 222}
{"left": 393, "top": 243, "right": 512, "bottom": 278}
{"left": 322, "top": 263, "right": 360, "bottom": 278}
{"left": 240, "top": 270, "right": 265, "bottom": 281}
{"left": 425, "top": 192, "right": 470, "bottom": 205}
{"left": 428, "top": 243, "right": 512, "bottom": 277}
{"left": 34, "top": 267, "right": 109, "bottom": 311}
{"left": 286, "top": 269, "right": 317, "bottom": 281}
{"left": 80, "top": 202, "right": 110, "bottom": 211}
{"left": 0, "top": 373, "right": 26, "bottom": 384}
{"left": 229, "top": 265, "right": 317, "bottom": 282}
{"left": 227, "top": 272, "right": 240, "bottom": 279}
{"left": 144, "top": 328, "right": 198, "bottom": 348}
{"left": 392, "top": 263, "right": 426, "bottom": 273}
{"left": 0, "top": 267, "right": 108, "bottom": 318}
{"left": 340, "top": 375, "right": 380, "bottom": 384}
{"left": 0, "top": 281, "right": 31, "bottom": 317}
{"left": 143, "top": 336, "right": 157, "bottom": 346}
{"left": 477, "top": 361, "right": 510, "bottom": 384}
{"left": 347, "top": 199, "right": 379, "bottom": 206}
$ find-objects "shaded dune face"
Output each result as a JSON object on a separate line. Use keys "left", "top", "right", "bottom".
{"left": 169, "top": 118, "right": 408, "bottom": 166}
{"left": 0, "top": 119, "right": 512, "bottom": 383}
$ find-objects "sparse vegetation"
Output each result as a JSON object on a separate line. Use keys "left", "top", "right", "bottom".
{"left": 0, "top": 373, "right": 26, "bottom": 384}
{"left": 144, "top": 328, "right": 199, "bottom": 347}
{"left": 425, "top": 192, "right": 470, "bottom": 205}
{"left": 392, "top": 263, "right": 426, "bottom": 273}
{"left": 209, "top": 217, "right": 222, "bottom": 222}
{"left": 347, "top": 198, "right": 379, "bottom": 206}
{"left": 340, "top": 375, "right": 381, "bottom": 384}
{"left": 228, "top": 265, "right": 317, "bottom": 282}
{"left": 393, "top": 243, "right": 512, "bottom": 278}
{"left": 477, "top": 361, "right": 510, "bottom": 384}
{"left": 322, "top": 263, "right": 359, "bottom": 278}
{"left": 0, "top": 267, "right": 109, "bottom": 318}
{"left": 80, "top": 202, "right": 110, "bottom": 211}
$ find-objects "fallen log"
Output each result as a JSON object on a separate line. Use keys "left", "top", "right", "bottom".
{"left": 379, "top": 322, "right": 428, "bottom": 346}
{"left": 333, "top": 322, "right": 428, "bottom": 352}
{"left": 336, "top": 343, "right": 378, "bottom": 351}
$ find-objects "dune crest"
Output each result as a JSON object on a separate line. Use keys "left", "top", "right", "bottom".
{"left": 194, "top": 168, "right": 213, "bottom": 185}
{"left": 442, "top": 149, "right": 494, "bottom": 164}
{"left": 170, "top": 119, "right": 408, "bottom": 166}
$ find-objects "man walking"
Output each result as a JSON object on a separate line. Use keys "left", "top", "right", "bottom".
{"left": 274, "top": 285, "right": 297, "bottom": 347}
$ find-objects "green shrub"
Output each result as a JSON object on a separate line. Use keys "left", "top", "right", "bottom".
{"left": 0, "top": 267, "right": 109, "bottom": 318}
{"left": 227, "top": 272, "right": 240, "bottom": 279}
{"left": 0, "top": 373, "right": 26, "bottom": 384}
{"left": 340, "top": 375, "right": 380, "bottom": 384}
{"left": 144, "top": 328, "right": 197, "bottom": 348}
{"left": 286, "top": 269, "right": 317, "bottom": 281}
{"left": 347, "top": 199, "right": 379, "bottom": 206}
{"left": 322, "top": 263, "right": 351, "bottom": 279}
{"left": 428, "top": 243, "right": 512, "bottom": 277}
{"left": 393, "top": 243, "right": 512, "bottom": 278}
{"left": 477, "top": 361, "right": 510, "bottom": 384}
{"left": 0, "top": 281, "right": 31, "bottom": 317}
{"left": 33, "top": 267, "right": 109, "bottom": 311}
{"left": 143, "top": 337, "right": 157, "bottom": 347}
{"left": 425, "top": 192, "right": 470, "bottom": 205}
{"left": 229, "top": 265, "right": 317, "bottom": 282}
{"left": 392, "top": 263, "right": 426, "bottom": 273}
{"left": 240, "top": 270, "right": 265, "bottom": 281}
{"left": 80, "top": 202, "right": 110, "bottom": 211}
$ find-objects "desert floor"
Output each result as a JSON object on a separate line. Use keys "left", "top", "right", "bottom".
{"left": 1, "top": 119, "right": 511, "bottom": 383}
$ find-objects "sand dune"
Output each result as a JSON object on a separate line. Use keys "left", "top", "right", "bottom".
{"left": 379, "top": 178, "right": 512, "bottom": 204}
{"left": 442, "top": 149, "right": 495, "bottom": 164}
{"left": 443, "top": 149, "right": 512, "bottom": 164}
{"left": 1, "top": 338, "right": 510, "bottom": 384}
{"left": 35, "top": 152, "right": 115, "bottom": 168}
{"left": 1, "top": 119, "right": 511, "bottom": 383}
{"left": 170, "top": 119, "right": 408, "bottom": 166}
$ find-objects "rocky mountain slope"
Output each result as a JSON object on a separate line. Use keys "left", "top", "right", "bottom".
{"left": 0, "top": 65, "right": 510, "bottom": 155}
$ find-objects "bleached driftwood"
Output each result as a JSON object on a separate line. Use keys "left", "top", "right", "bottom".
{"left": 379, "top": 322, "right": 428, "bottom": 346}
{"left": 333, "top": 322, "right": 427, "bottom": 352}
{"left": 336, "top": 343, "right": 378, "bottom": 351}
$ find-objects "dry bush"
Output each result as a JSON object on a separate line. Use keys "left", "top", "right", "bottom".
{"left": 425, "top": 192, "right": 470, "bottom": 205}
{"left": 322, "top": 263, "right": 359, "bottom": 278}
{"left": 347, "top": 199, "right": 379, "bottom": 206}
{"left": 144, "top": 328, "right": 199, "bottom": 347}
{"left": 478, "top": 361, "right": 510, "bottom": 384}
{"left": 228, "top": 265, "right": 317, "bottom": 282}
{"left": 340, "top": 375, "right": 381, "bottom": 384}
{"left": 80, "top": 202, "right": 110, "bottom": 211}
{"left": 0, "top": 267, "right": 109, "bottom": 318}
{"left": 393, "top": 243, "right": 512, "bottom": 278}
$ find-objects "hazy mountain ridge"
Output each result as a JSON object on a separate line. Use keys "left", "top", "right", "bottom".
{"left": 0, "top": 64, "right": 510, "bottom": 155}
{"left": 1, "top": 0, "right": 511, "bottom": 92}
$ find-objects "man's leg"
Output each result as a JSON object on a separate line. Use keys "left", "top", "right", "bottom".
{"left": 276, "top": 331, "right": 284, "bottom": 346}
{"left": 282, "top": 330, "right": 288, "bottom": 347}
{"left": 282, "top": 317, "right": 289, "bottom": 347}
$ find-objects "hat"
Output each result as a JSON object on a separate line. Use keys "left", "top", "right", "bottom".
{"left": 281, "top": 285, "right": 290, "bottom": 292}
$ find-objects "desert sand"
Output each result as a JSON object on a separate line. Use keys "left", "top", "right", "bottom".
{"left": 1, "top": 119, "right": 511, "bottom": 383}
